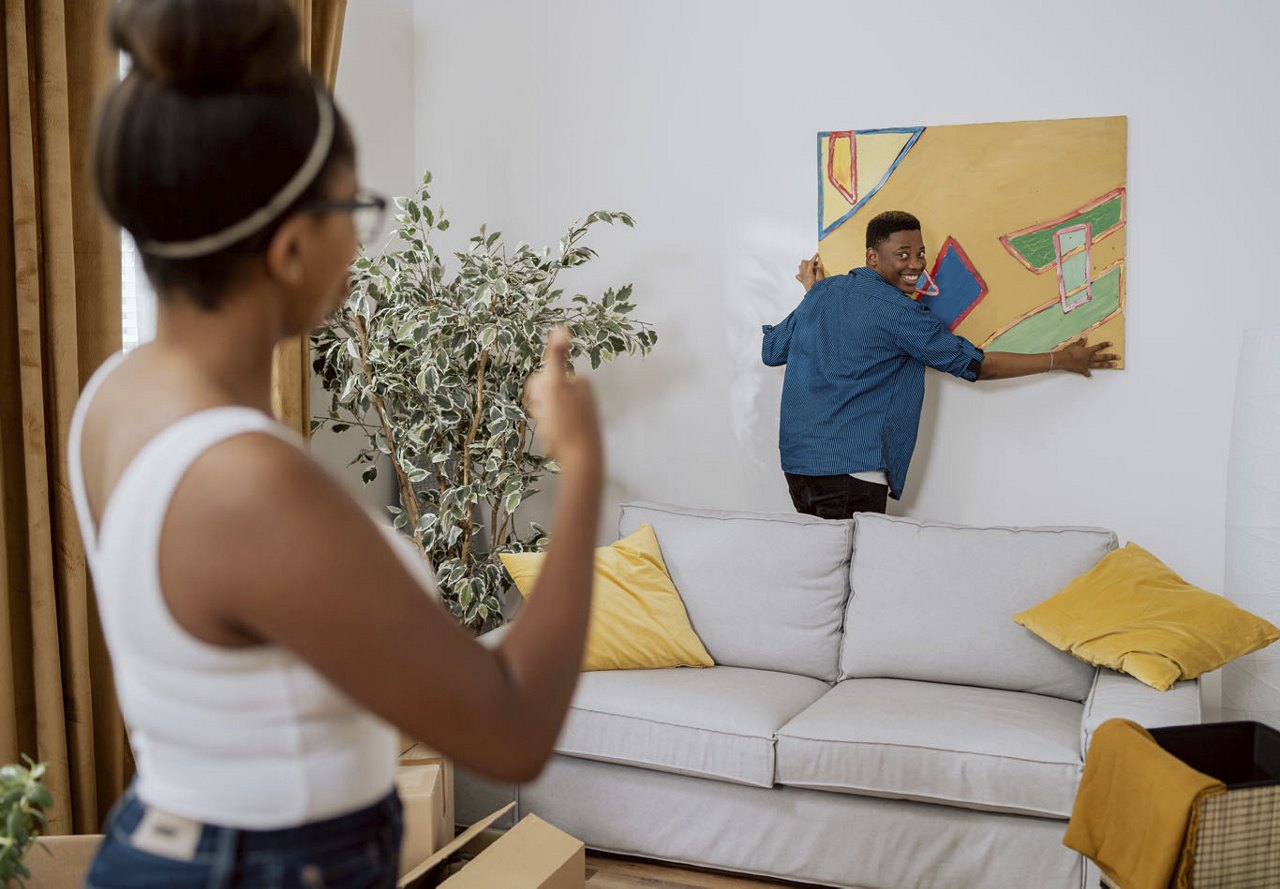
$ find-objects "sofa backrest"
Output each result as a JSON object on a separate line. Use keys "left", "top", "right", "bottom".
{"left": 840, "top": 514, "right": 1115, "bottom": 702}
{"left": 618, "top": 502, "right": 852, "bottom": 682}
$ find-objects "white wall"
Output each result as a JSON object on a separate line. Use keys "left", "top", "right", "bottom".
{"left": 311, "top": 0, "right": 418, "bottom": 506}
{"left": 326, "top": 0, "right": 1280, "bottom": 596}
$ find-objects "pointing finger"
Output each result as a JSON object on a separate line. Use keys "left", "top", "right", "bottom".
{"left": 541, "top": 327, "right": 571, "bottom": 376}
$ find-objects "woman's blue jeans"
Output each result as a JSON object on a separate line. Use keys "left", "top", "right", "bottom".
{"left": 85, "top": 786, "right": 402, "bottom": 888}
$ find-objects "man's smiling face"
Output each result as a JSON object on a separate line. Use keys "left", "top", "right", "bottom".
{"left": 867, "top": 229, "right": 927, "bottom": 295}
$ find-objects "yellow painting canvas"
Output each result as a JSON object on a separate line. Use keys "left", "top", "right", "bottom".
{"left": 817, "top": 116, "right": 1127, "bottom": 363}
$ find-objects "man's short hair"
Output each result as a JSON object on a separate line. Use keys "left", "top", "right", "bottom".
{"left": 866, "top": 211, "right": 921, "bottom": 249}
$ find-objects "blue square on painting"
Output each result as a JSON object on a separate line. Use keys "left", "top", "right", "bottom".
{"left": 921, "top": 243, "right": 985, "bottom": 330}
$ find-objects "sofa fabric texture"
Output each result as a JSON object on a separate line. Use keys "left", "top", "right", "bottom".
{"left": 556, "top": 666, "right": 830, "bottom": 788}
{"left": 472, "top": 755, "right": 1091, "bottom": 889}
{"left": 775, "top": 678, "right": 1085, "bottom": 818}
{"left": 1080, "top": 669, "right": 1201, "bottom": 755}
{"left": 840, "top": 513, "right": 1115, "bottom": 701}
{"left": 618, "top": 502, "right": 852, "bottom": 681}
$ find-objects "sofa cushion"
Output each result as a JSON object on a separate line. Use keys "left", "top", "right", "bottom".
{"left": 1014, "top": 542, "right": 1280, "bottom": 691}
{"left": 557, "top": 666, "right": 831, "bottom": 788}
{"left": 775, "top": 678, "right": 1085, "bottom": 818}
{"left": 619, "top": 502, "right": 852, "bottom": 681}
{"left": 841, "top": 514, "right": 1114, "bottom": 701}
{"left": 500, "top": 523, "right": 714, "bottom": 671}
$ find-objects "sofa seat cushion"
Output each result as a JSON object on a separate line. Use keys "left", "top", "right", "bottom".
{"left": 558, "top": 666, "right": 831, "bottom": 788}
{"left": 775, "top": 678, "right": 1085, "bottom": 818}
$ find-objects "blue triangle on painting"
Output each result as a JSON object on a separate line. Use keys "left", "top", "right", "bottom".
{"left": 917, "top": 237, "right": 988, "bottom": 331}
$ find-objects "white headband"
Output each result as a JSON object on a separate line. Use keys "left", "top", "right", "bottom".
{"left": 138, "top": 85, "right": 335, "bottom": 260}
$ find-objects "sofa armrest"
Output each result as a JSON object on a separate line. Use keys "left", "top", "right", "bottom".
{"left": 1080, "top": 669, "right": 1201, "bottom": 756}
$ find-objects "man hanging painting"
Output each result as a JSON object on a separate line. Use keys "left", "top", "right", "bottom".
{"left": 816, "top": 116, "right": 1127, "bottom": 362}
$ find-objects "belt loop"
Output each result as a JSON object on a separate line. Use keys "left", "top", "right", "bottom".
{"left": 208, "top": 822, "right": 240, "bottom": 888}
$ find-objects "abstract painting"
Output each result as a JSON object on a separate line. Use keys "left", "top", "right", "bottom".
{"left": 816, "top": 116, "right": 1127, "bottom": 363}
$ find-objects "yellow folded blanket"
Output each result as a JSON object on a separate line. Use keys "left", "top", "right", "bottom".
{"left": 1063, "top": 718, "right": 1225, "bottom": 889}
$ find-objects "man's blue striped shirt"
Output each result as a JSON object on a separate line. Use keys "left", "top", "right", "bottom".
{"left": 762, "top": 267, "right": 984, "bottom": 500}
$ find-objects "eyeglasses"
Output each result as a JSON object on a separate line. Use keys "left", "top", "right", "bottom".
{"left": 299, "top": 190, "right": 388, "bottom": 244}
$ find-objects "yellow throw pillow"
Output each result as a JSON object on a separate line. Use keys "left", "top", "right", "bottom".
{"left": 499, "top": 523, "right": 714, "bottom": 672}
{"left": 1013, "top": 543, "right": 1280, "bottom": 691}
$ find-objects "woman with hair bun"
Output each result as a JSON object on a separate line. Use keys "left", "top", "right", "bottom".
{"left": 75, "top": 1, "right": 602, "bottom": 885}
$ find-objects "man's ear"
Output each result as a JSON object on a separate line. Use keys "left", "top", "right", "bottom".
{"left": 265, "top": 215, "right": 310, "bottom": 287}
{"left": 865, "top": 246, "right": 878, "bottom": 268}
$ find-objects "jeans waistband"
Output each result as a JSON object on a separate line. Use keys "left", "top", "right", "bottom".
{"left": 114, "top": 787, "right": 401, "bottom": 857}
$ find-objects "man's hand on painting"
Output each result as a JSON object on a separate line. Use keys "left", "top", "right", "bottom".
{"left": 1053, "top": 337, "right": 1120, "bottom": 377}
{"left": 980, "top": 339, "right": 1119, "bottom": 380}
{"left": 795, "top": 253, "right": 826, "bottom": 291}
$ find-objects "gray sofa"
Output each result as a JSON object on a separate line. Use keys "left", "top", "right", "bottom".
{"left": 457, "top": 502, "right": 1202, "bottom": 888}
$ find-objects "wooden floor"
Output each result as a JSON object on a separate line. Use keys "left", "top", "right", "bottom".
{"left": 585, "top": 852, "right": 823, "bottom": 888}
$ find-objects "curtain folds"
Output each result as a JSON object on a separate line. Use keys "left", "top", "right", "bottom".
{"left": 1, "top": 0, "right": 129, "bottom": 833}
{"left": 273, "top": 0, "right": 349, "bottom": 437}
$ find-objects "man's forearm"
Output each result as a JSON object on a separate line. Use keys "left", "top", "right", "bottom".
{"left": 978, "top": 351, "right": 1054, "bottom": 380}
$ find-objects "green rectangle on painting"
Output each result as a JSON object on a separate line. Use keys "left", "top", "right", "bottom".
{"left": 1007, "top": 197, "right": 1123, "bottom": 270}
{"left": 987, "top": 267, "right": 1121, "bottom": 353}
{"left": 1060, "top": 252, "right": 1089, "bottom": 292}
{"left": 1058, "top": 227, "right": 1088, "bottom": 254}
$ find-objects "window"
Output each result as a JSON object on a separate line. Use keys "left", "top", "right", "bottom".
{"left": 121, "top": 231, "right": 155, "bottom": 352}
{"left": 118, "top": 52, "right": 156, "bottom": 352}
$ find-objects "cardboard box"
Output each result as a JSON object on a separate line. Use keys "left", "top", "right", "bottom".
{"left": 399, "top": 740, "right": 454, "bottom": 838}
{"left": 24, "top": 834, "right": 103, "bottom": 888}
{"left": 396, "top": 762, "right": 449, "bottom": 877}
{"left": 399, "top": 803, "right": 585, "bottom": 889}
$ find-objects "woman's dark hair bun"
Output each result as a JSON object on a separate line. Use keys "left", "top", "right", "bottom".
{"left": 111, "top": 0, "right": 304, "bottom": 93}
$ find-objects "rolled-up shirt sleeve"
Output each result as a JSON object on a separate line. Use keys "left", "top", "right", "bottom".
{"left": 892, "top": 302, "right": 985, "bottom": 381}
{"left": 761, "top": 311, "right": 796, "bottom": 367}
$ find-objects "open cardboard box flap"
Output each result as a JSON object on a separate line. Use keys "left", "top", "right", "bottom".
{"left": 25, "top": 834, "right": 103, "bottom": 887}
{"left": 398, "top": 802, "right": 512, "bottom": 887}
{"left": 398, "top": 802, "right": 584, "bottom": 889}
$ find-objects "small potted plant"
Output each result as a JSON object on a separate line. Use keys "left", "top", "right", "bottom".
{"left": 0, "top": 757, "right": 51, "bottom": 887}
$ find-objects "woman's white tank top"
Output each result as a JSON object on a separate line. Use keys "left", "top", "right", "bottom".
{"left": 67, "top": 353, "right": 398, "bottom": 829}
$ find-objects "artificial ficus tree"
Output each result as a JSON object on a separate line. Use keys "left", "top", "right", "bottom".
{"left": 312, "top": 172, "right": 656, "bottom": 630}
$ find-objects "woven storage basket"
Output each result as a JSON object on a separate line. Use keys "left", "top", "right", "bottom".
{"left": 1102, "top": 722, "right": 1280, "bottom": 889}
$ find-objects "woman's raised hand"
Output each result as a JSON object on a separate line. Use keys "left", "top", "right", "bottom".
{"left": 525, "top": 327, "right": 602, "bottom": 463}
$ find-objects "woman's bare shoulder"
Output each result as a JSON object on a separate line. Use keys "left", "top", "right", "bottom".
{"left": 79, "top": 348, "right": 236, "bottom": 526}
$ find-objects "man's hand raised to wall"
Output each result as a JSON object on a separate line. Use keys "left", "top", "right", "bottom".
{"left": 795, "top": 253, "right": 826, "bottom": 291}
{"left": 1053, "top": 337, "right": 1120, "bottom": 377}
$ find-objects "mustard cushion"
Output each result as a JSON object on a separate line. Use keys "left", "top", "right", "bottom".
{"left": 500, "top": 523, "right": 714, "bottom": 672}
{"left": 1013, "top": 543, "right": 1280, "bottom": 691}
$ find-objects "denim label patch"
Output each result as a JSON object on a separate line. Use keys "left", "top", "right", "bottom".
{"left": 131, "top": 807, "right": 201, "bottom": 861}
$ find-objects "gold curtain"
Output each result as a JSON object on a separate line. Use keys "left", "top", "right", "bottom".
{"left": 1, "top": 0, "right": 130, "bottom": 834}
{"left": 272, "top": 0, "right": 349, "bottom": 437}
